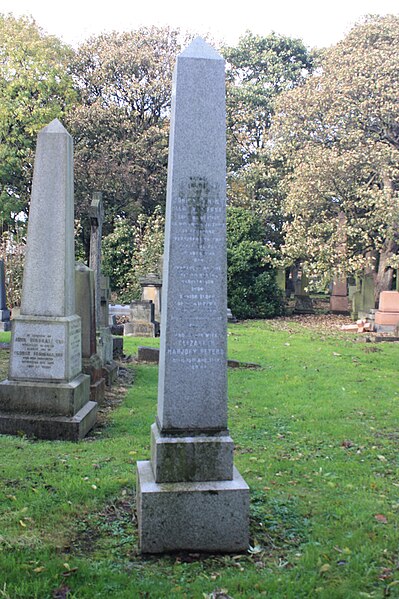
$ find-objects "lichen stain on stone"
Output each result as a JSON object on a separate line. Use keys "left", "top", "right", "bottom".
{"left": 187, "top": 176, "right": 209, "bottom": 248}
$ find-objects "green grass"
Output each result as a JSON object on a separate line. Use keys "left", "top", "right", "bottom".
{"left": 0, "top": 322, "right": 399, "bottom": 598}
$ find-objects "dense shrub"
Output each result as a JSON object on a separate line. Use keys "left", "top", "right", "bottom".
{"left": 227, "top": 206, "right": 284, "bottom": 319}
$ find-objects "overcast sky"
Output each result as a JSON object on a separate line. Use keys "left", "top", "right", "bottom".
{"left": 1, "top": 0, "right": 398, "bottom": 48}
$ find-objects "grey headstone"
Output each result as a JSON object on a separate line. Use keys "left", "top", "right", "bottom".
{"left": 89, "top": 192, "right": 104, "bottom": 328}
{"left": 137, "top": 38, "right": 249, "bottom": 554}
{"left": 75, "top": 263, "right": 105, "bottom": 404}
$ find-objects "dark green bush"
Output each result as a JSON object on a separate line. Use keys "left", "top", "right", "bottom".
{"left": 227, "top": 206, "right": 284, "bottom": 319}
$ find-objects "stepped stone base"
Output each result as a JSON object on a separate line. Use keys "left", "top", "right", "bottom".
{"left": 151, "top": 422, "right": 234, "bottom": 483}
{"left": 0, "top": 373, "right": 90, "bottom": 416}
{"left": 0, "top": 399, "right": 97, "bottom": 440}
{"left": 137, "top": 460, "right": 249, "bottom": 554}
{"left": 0, "top": 373, "right": 97, "bottom": 440}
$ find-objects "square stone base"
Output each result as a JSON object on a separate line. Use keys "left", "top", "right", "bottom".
{"left": 0, "top": 321, "right": 11, "bottom": 332}
{"left": 9, "top": 314, "right": 82, "bottom": 381}
{"left": 137, "top": 460, "right": 249, "bottom": 554}
{"left": 82, "top": 355, "right": 105, "bottom": 404}
{"left": 0, "top": 373, "right": 90, "bottom": 416}
{"left": 0, "top": 399, "right": 98, "bottom": 441}
{"left": 151, "top": 422, "right": 234, "bottom": 482}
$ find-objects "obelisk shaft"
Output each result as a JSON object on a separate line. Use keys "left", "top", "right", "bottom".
{"left": 157, "top": 38, "right": 227, "bottom": 433}
{"left": 21, "top": 120, "right": 75, "bottom": 318}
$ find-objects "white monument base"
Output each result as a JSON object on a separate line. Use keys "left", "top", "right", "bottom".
{"left": 0, "top": 377, "right": 97, "bottom": 441}
{"left": 137, "top": 460, "right": 249, "bottom": 553}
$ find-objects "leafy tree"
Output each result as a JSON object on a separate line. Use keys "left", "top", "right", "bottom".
{"left": 130, "top": 206, "right": 165, "bottom": 298}
{"left": 66, "top": 27, "right": 183, "bottom": 253}
{"left": 223, "top": 31, "right": 314, "bottom": 172}
{"left": 102, "top": 206, "right": 165, "bottom": 303}
{"left": 273, "top": 15, "right": 399, "bottom": 295}
{"left": 102, "top": 217, "right": 135, "bottom": 301}
{"left": 222, "top": 32, "right": 315, "bottom": 251}
{"left": 0, "top": 229, "right": 25, "bottom": 307}
{"left": 227, "top": 206, "right": 284, "bottom": 319}
{"left": 0, "top": 14, "right": 75, "bottom": 232}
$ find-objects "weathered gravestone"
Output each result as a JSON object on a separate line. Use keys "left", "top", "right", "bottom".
{"left": 140, "top": 273, "right": 162, "bottom": 323}
{"left": 351, "top": 274, "right": 376, "bottom": 320}
{"left": 89, "top": 192, "right": 104, "bottom": 328}
{"left": 75, "top": 263, "right": 105, "bottom": 404}
{"left": 330, "top": 278, "right": 349, "bottom": 314}
{"left": 89, "top": 194, "right": 118, "bottom": 385}
{"left": 124, "top": 300, "right": 159, "bottom": 337}
{"left": 136, "top": 38, "right": 249, "bottom": 553}
{"left": 0, "top": 260, "right": 11, "bottom": 332}
{"left": 0, "top": 120, "right": 97, "bottom": 440}
{"left": 293, "top": 269, "right": 314, "bottom": 314}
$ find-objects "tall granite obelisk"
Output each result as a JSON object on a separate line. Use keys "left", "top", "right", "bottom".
{"left": 0, "top": 119, "right": 97, "bottom": 440}
{"left": 137, "top": 38, "right": 249, "bottom": 553}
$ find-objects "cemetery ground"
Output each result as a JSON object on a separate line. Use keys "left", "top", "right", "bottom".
{"left": 0, "top": 318, "right": 398, "bottom": 599}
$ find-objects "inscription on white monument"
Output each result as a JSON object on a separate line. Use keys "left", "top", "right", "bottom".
{"left": 10, "top": 320, "right": 81, "bottom": 381}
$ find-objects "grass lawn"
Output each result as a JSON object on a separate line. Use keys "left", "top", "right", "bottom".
{"left": 0, "top": 319, "right": 398, "bottom": 598}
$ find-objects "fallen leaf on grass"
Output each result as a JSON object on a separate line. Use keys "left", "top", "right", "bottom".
{"left": 332, "top": 352, "right": 341, "bottom": 356}
{"left": 377, "top": 455, "right": 387, "bottom": 462}
{"left": 319, "top": 563, "right": 331, "bottom": 574}
{"left": 248, "top": 544, "right": 263, "bottom": 555}
{"left": 341, "top": 440, "right": 355, "bottom": 449}
{"left": 19, "top": 520, "right": 26, "bottom": 527}
{"left": 62, "top": 567, "right": 78, "bottom": 577}
{"left": 204, "top": 590, "right": 233, "bottom": 599}
{"left": 378, "top": 567, "right": 393, "bottom": 580}
{"left": 33, "top": 566, "right": 45, "bottom": 573}
{"left": 374, "top": 514, "right": 388, "bottom": 524}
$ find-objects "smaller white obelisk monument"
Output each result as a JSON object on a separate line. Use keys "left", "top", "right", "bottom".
{"left": 0, "top": 120, "right": 97, "bottom": 440}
